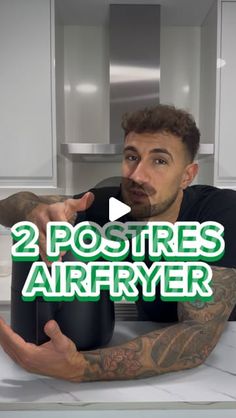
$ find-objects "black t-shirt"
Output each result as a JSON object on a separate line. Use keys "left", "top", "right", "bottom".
{"left": 74, "top": 185, "right": 236, "bottom": 321}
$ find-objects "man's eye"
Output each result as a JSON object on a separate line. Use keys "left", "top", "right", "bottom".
{"left": 154, "top": 158, "right": 167, "bottom": 165}
{"left": 125, "top": 155, "right": 138, "bottom": 161}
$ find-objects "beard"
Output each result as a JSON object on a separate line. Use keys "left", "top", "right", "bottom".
{"left": 121, "top": 180, "right": 180, "bottom": 220}
{"left": 144, "top": 189, "right": 179, "bottom": 219}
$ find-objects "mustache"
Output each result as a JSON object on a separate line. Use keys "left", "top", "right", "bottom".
{"left": 122, "top": 180, "right": 156, "bottom": 196}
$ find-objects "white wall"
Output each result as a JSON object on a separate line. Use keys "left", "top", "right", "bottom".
{"left": 63, "top": 25, "right": 202, "bottom": 196}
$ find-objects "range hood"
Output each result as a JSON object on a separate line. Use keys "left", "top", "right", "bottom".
{"left": 61, "top": 4, "right": 161, "bottom": 161}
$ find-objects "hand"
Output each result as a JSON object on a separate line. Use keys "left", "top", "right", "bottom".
{"left": 27, "top": 192, "right": 94, "bottom": 263}
{"left": 0, "top": 317, "right": 87, "bottom": 381}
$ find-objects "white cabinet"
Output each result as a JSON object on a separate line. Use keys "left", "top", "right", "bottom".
{"left": 199, "top": 0, "right": 236, "bottom": 188}
{"left": 214, "top": 0, "right": 236, "bottom": 188}
{"left": 0, "top": 0, "right": 56, "bottom": 188}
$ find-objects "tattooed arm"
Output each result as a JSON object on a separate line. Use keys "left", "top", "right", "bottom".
{"left": 0, "top": 191, "right": 94, "bottom": 262}
{"left": 80, "top": 266, "right": 236, "bottom": 381}
{"left": 0, "top": 266, "right": 235, "bottom": 382}
{"left": 0, "top": 192, "right": 72, "bottom": 227}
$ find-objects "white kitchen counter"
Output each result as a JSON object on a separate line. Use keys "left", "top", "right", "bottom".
{"left": 1, "top": 253, "right": 236, "bottom": 417}
{"left": 0, "top": 313, "right": 236, "bottom": 416}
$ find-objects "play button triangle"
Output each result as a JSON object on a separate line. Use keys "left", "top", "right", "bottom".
{"left": 109, "top": 197, "right": 131, "bottom": 222}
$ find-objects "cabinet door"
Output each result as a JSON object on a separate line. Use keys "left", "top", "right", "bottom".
{"left": 0, "top": 0, "right": 56, "bottom": 187}
{"left": 215, "top": 1, "right": 236, "bottom": 188}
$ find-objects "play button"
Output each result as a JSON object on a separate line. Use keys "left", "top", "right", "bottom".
{"left": 109, "top": 197, "right": 131, "bottom": 222}
{"left": 74, "top": 176, "right": 151, "bottom": 238}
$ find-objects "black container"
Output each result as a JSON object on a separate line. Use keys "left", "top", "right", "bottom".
{"left": 11, "top": 251, "right": 115, "bottom": 350}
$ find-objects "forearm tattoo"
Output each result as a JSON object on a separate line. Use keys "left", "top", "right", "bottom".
{"left": 82, "top": 267, "right": 236, "bottom": 381}
{"left": 0, "top": 192, "right": 70, "bottom": 227}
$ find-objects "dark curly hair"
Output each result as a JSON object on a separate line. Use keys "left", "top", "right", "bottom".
{"left": 121, "top": 104, "right": 200, "bottom": 162}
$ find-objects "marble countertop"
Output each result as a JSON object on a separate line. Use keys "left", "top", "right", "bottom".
{"left": 0, "top": 313, "right": 236, "bottom": 412}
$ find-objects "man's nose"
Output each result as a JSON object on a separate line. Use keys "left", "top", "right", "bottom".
{"left": 129, "top": 162, "right": 150, "bottom": 184}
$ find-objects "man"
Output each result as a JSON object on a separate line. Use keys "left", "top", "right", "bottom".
{"left": 0, "top": 105, "right": 236, "bottom": 382}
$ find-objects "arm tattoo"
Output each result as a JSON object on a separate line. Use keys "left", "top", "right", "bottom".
{"left": 81, "top": 267, "right": 236, "bottom": 381}
{"left": 0, "top": 192, "right": 71, "bottom": 227}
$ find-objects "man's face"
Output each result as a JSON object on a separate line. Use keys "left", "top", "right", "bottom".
{"left": 121, "top": 131, "right": 198, "bottom": 220}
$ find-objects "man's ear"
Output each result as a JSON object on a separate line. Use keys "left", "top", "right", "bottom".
{"left": 181, "top": 162, "right": 199, "bottom": 189}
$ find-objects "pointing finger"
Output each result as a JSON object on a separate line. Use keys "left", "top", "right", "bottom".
{"left": 64, "top": 192, "right": 94, "bottom": 218}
